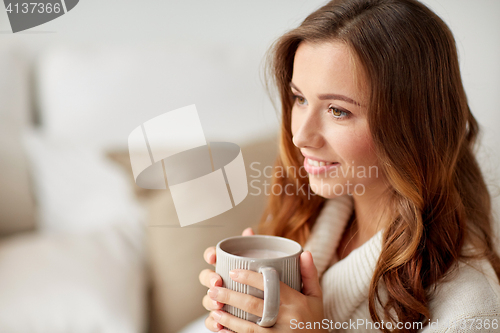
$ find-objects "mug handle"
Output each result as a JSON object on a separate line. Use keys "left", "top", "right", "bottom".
{"left": 257, "top": 267, "right": 280, "bottom": 327}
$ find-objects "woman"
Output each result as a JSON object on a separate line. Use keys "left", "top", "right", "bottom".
{"left": 197, "top": 0, "right": 500, "bottom": 332}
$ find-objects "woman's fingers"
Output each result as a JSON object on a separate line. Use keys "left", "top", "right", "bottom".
{"left": 208, "top": 287, "right": 264, "bottom": 318}
{"left": 202, "top": 294, "right": 223, "bottom": 311}
{"left": 205, "top": 313, "right": 224, "bottom": 332}
{"left": 199, "top": 268, "right": 222, "bottom": 289}
{"left": 242, "top": 227, "right": 255, "bottom": 236}
{"left": 229, "top": 269, "right": 298, "bottom": 303}
{"left": 300, "top": 251, "right": 322, "bottom": 298}
{"left": 204, "top": 246, "right": 217, "bottom": 266}
{"left": 229, "top": 269, "right": 264, "bottom": 290}
{"left": 211, "top": 310, "right": 262, "bottom": 333}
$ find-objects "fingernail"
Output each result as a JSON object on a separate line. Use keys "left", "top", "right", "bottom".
{"left": 210, "top": 277, "right": 219, "bottom": 287}
{"left": 212, "top": 300, "right": 219, "bottom": 307}
{"left": 209, "top": 253, "right": 216, "bottom": 262}
{"left": 208, "top": 287, "right": 218, "bottom": 299}
{"left": 212, "top": 310, "right": 222, "bottom": 321}
{"left": 229, "top": 270, "right": 239, "bottom": 279}
{"left": 213, "top": 321, "right": 220, "bottom": 329}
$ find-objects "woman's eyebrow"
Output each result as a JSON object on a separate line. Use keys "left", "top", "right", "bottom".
{"left": 289, "top": 81, "right": 361, "bottom": 106}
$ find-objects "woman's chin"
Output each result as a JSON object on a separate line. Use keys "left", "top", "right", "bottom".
{"left": 308, "top": 183, "right": 348, "bottom": 199}
{"left": 308, "top": 177, "right": 373, "bottom": 199}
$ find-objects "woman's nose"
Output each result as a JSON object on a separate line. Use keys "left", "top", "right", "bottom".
{"left": 292, "top": 109, "right": 324, "bottom": 149}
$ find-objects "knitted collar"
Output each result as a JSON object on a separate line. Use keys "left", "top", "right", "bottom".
{"left": 303, "top": 195, "right": 384, "bottom": 322}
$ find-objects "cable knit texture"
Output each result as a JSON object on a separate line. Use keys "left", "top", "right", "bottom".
{"left": 303, "top": 195, "right": 500, "bottom": 332}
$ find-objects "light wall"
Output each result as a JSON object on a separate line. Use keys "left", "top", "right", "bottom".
{"left": 1, "top": 0, "right": 499, "bottom": 213}
{"left": 1, "top": 0, "right": 497, "bottom": 144}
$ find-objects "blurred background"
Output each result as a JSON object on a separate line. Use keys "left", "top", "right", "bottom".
{"left": 0, "top": 1, "right": 499, "bottom": 332}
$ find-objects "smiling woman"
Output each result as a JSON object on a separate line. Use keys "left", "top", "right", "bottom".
{"left": 193, "top": 0, "right": 500, "bottom": 332}
{"left": 290, "top": 41, "right": 384, "bottom": 208}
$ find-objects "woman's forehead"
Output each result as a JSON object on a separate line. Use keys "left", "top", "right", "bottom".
{"left": 291, "top": 41, "right": 369, "bottom": 105}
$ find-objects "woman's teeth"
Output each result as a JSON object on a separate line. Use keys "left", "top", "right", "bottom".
{"left": 307, "top": 158, "right": 335, "bottom": 167}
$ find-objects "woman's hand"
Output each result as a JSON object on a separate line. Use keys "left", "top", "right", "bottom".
{"left": 199, "top": 227, "right": 255, "bottom": 332}
{"left": 206, "top": 251, "right": 327, "bottom": 332}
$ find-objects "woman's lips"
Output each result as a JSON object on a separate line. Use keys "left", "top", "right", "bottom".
{"left": 303, "top": 157, "right": 340, "bottom": 175}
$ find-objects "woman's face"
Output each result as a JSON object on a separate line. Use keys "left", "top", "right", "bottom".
{"left": 291, "top": 41, "right": 385, "bottom": 199}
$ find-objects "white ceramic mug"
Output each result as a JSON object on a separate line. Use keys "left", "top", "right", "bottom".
{"left": 216, "top": 235, "right": 302, "bottom": 327}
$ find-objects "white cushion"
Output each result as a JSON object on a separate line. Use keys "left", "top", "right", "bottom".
{"left": 0, "top": 227, "right": 147, "bottom": 333}
{"left": 0, "top": 128, "right": 148, "bottom": 332}
{"left": 22, "top": 128, "right": 144, "bottom": 235}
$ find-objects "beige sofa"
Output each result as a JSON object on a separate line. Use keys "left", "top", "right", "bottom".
{"left": 0, "top": 40, "right": 279, "bottom": 333}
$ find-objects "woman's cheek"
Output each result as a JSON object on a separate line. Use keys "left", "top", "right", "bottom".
{"left": 290, "top": 108, "right": 301, "bottom": 137}
{"left": 337, "top": 134, "right": 378, "bottom": 177}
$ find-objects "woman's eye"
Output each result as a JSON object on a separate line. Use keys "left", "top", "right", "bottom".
{"left": 293, "top": 95, "right": 308, "bottom": 106}
{"left": 329, "top": 106, "right": 350, "bottom": 119}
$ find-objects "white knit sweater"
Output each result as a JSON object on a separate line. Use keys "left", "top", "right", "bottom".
{"left": 303, "top": 195, "right": 500, "bottom": 332}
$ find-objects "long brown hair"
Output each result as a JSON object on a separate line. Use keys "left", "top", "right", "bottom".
{"left": 258, "top": 0, "right": 500, "bottom": 331}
